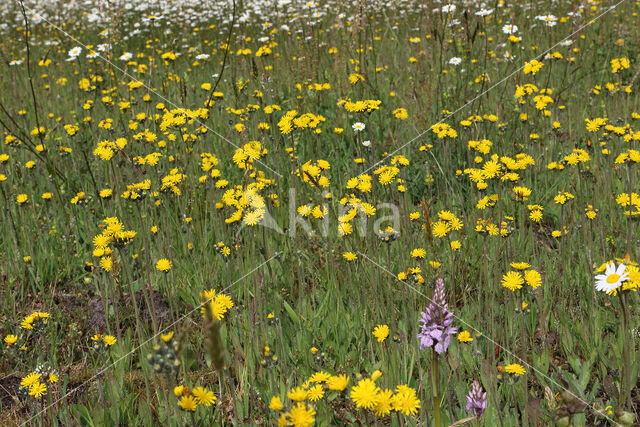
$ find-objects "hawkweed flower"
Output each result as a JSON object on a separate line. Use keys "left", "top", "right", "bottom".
{"left": 373, "top": 325, "right": 389, "bottom": 342}
{"left": 392, "top": 385, "right": 421, "bottom": 416}
{"left": 90, "top": 334, "right": 117, "bottom": 352}
{"left": 327, "top": 374, "right": 349, "bottom": 391}
{"left": 269, "top": 396, "right": 284, "bottom": 411}
{"left": 156, "top": 258, "right": 172, "bottom": 273}
{"left": 466, "top": 380, "right": 487, "bottom": 418}
{"left": 178, "top": 395, "right": 198, "bottom": 411}
{"left": 192, "top": 386, "right": 216, "bottom": 406}
{"left": 417, "top": 277, "right": 457, "bottom": 354}
{"left": 504, "top": 363, "right": 526, "bottom": 376}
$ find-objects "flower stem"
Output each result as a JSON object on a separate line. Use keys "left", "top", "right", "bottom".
{"left": 619, "top": 291, "right": 631, "bottom": 410}
{"left": 431, "top": 351, "right": 441, "bottom": 427}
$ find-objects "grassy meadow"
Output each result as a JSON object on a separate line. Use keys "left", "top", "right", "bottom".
{"left": 1, "top": 0, "right": 640, "bottom": 425}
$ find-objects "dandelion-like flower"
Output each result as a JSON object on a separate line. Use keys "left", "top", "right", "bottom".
{"left": 417, "top": 277, "right": 457, "bottom": 354}
{"left": 373, "top": 324, "right": 389, "bottom": 342}
{"left": 156, "top": 258, "right": 172, "bottom": 273}
{"left": 350, "top": 378, "right": 380, "bottom": 409}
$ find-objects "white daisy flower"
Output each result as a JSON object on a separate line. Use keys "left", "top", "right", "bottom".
{"left": 119, "top": 52, "right": 133, "bottom": 61}
{"left": 595, "top": 262, "right": 628, "bottom": 294}
{"left": 362, "top": 140, "right": 371, "bottom": 147}
{"left": 449, "top": 57, "right": 462, "bottom": 66}
{"left": 442, "top": 4, "right": 456, "bottom": 13}
{"left": 475, "top": 9, "right": 493, "bottom": 17}
{"left": 502, "top": 24, "right": 518, "bottom": 34}
{"left": 68, "top": 46, "right": 82, "bottom": 58}
{"left": 536, "top": 15, "right": 557, "bottom": 26}
{"left": 352, "top": 122, "right": 365, "bottom": 132}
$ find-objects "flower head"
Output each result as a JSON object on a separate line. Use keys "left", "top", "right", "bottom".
{"left": 504, "top": 363, "right": 526, "bottom": 375}
{"left": 373, "top": 324, "right": 389, "bottom": 342}
{"left": 466, "top": 380, "right": 487, "bottom": 418}
{"left": 350, "top": 378, "right": 380, "bottom": 409}
{"left": 178, "top": 395, "right": 198, "bottom": 411}
{"left": 156, "top": 258, "right": 172, "bottom": 273}
{"left": 417, "top": 277, "right": 457, "bottom": 354}
{"left": 192, "top": 386, "right": 216, "bottom": 406}
{"left": 595, "top": 262, "right": 629, "bottom": 294}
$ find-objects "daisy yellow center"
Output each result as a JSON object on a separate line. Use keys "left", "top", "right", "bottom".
{"left": 607, "top": 273, "right": 620, "bottom": 284}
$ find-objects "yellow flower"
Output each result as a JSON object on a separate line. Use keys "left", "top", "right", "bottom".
{"left": 21, "top": 372, "right": 41, "bottom": 388}
{"left": 523, "top": 59, "right": 544, "bottom": 75}
{"left": 269, "top": 396, "right": 284, "bottom": 411}
{"left": 192, "top": 386, "right": 216, "bottom": 406}
{"left": 524, "top": 269, "right": 542, "bottom": 288}
{"left": 373, "top": 325, "right": 389, "bottom": 343}
{"left": 504, "top": 363, "right": 526, "bottom": 375}
{"left": 307, "top": 384, "right": 324, "bottom": 401}
{"left": 374, "top": 389, "right": 394, "bottom": 416}
{"left": 103, "top": 335, "right": 117, "bottom": 346}
{"left": 327, "top": 374, "right": 349, "bottom": 391}
{"left": 350, "top": 378, "right": 380, "bottom": 409}
{"left": 371, "top": 370, "right": 383, "bottom": 381}
{"left": 410, "top": 248, "right": 426, "bottom": 258}
{"left": 457, "top": 331, "right": 473, "bottom": 342}
{"left": 287, "top": 386, "right": 308, "bottom": 402}
{"left": 392, "top": 385, "right": 421, "bottom": 416}
{"left": 501, "top": 271, "right": 524, "bottom": 291}
{"left": 156, "top": 258, "right": 172, "bottom": 272}
{"left": 510, "top": 262, "right": 531, "bottom": 270}
{"left": 4, "top": 334, "right": 18, "bottom": 345}
{"left": 178, "top": 395, "right": 198, "bottom": 411}
{"left": 99, "top": 256, "right": 113, "bottom": 272}
{"left": 29, "top": 382, "right": 47, "bottom": 398}
{"left": 342, "top": 251, "right": 357, "bottom": 261}
{"left": 287, "top": 403, "right": 316, "bottom": 427}
{"left": 309, "top": 371, "right": 331, "bottom": 383}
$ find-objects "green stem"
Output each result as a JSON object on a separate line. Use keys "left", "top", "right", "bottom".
{"left": 431, "top": 351, "right": 441, "bottom": 427}
{"left": 619, "top": 291, "right": 631, "bottom": 410}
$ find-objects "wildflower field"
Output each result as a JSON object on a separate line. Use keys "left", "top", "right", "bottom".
{"left": 2, "top": 0, "right": 640, "bottom": 425}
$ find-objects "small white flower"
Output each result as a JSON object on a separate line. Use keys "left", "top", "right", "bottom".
{"left": 196, "top": 54, "right": 210, "bottom": 60}
{"left": 475, "top": 9, "right": 493, "bottom": 17}
{"left": 68, "top": 46, "right": 82, "bottom": 58}
{"left": 9, "top": 59, "right": 23, "bottom": 66}
{"left": 362, "top": 140, "right": 371, "bottom": 147}
{"left": 449, "top": 57, "right": 462, "bottom": 66}
{"left": 502, "top": 24, "right": 518, "bottom": 34}
{"left": 352, "top": 122, "right": 365, "bottom": 132}
{"left": 536, "top": 15, "right": 557, "bottom": 27}
{"left": 119, "top": 52, "right": 133, "bottom": 61}
{"left": 442, "top": 4, "right": 456, "bottom": 13}
{"left": 595, "top": 262, "right": 629, "bottom": 294}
